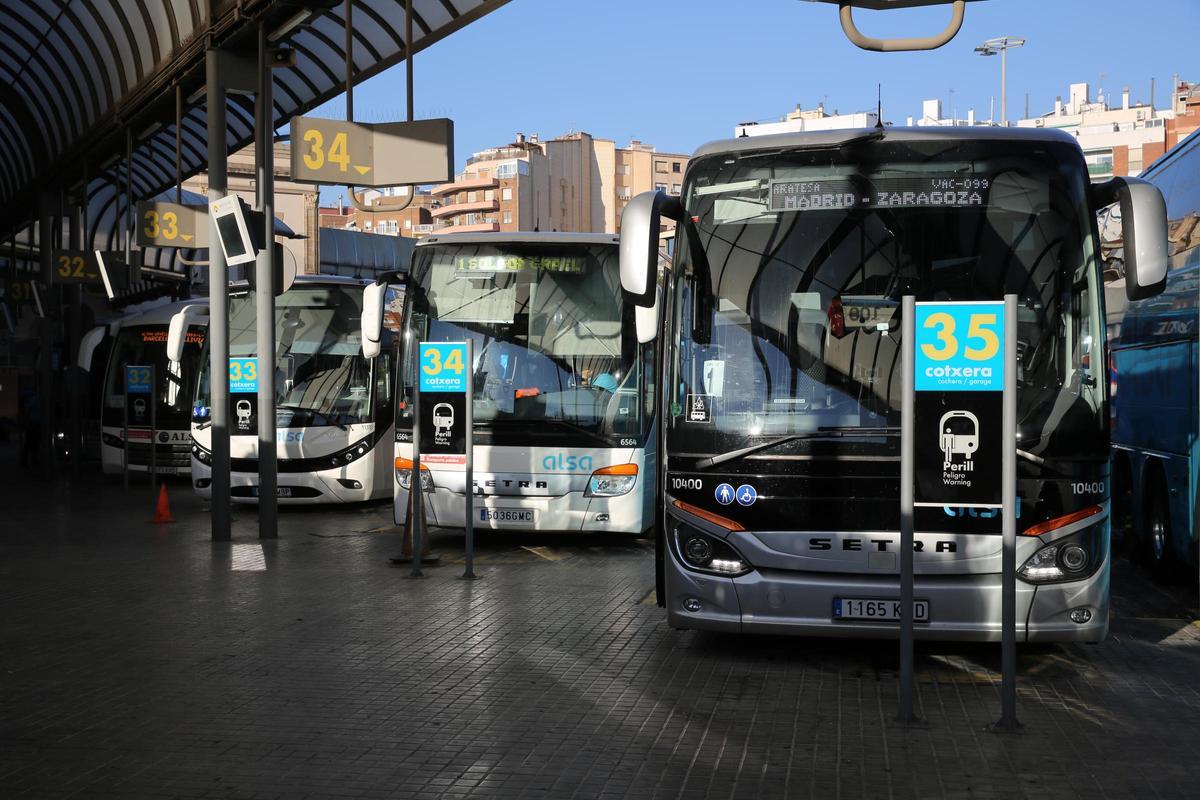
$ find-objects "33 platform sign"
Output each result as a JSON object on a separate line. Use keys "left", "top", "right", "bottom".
{"left": 913, "top": 301, "right": 1006, "bottom": 508}
{"left": 418, "top": 342, "right": 470, "bottom": 466}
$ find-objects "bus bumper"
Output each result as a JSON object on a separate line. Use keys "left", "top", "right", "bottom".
{"left": 664, "top": 549, "right": 1110, "bottom": 643}
{"left": 394, "top": 484, "right": 647, "bottom": 534}
{"left": 190, "top": 457, "right": 385, "bottom": 504}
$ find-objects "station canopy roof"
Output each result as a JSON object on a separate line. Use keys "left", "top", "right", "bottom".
{"left": 0, "top": 0, "right": 509, "bottom": 256}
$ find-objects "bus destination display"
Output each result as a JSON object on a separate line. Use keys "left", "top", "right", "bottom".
{"left": 769, "top": 176, "right": 990, "bottom": 212}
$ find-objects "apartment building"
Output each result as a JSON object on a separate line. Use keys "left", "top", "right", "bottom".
{"left": 427, "top": 132, "right": 689, "bottom": 236}
{"left": 735, "top": 103, "right": 879, "bottom": 137}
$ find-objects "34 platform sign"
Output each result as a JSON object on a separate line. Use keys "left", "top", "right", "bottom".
{"left": 418, "top": 341, "right": 470, "bottom": 466}
{"left": 913, "top": 301, "right": 1005, "bottom": 508}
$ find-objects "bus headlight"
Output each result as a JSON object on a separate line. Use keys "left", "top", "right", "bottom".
{"left": 584, "top": 464, "right": 638, "bottom": 497}
{"left": 322, "top": 435, "right": 375, "bottom": 470}
{"left": 395, "top": 457, "right": 433, "bottom": 492}
{"left": 1018, "top": 516, "right": 1105, "bottom": 584}
{"left": 672, "top": 526, "right": 752, "bottom": 577}
{"left": 192, "top": 442, "right": 212, "bottom": 466}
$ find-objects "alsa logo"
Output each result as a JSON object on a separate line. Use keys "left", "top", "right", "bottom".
{"left": 809, "top": 537, "right": 958, "bottom": 553}
{"left": 278, "top": 431, "right": 304, "bottom": 443}
{"left": 541, "top": 453, "right": 594, "bottom": 472}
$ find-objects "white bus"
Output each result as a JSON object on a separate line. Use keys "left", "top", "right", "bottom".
{"left": 80, "top": 301, "right": 209, "bottom": 477}
{"left": 365, "top": 232, "right": 657, "bottom": 535}
{"left": 186, "top": 275, "right": 404, "bottom": 503}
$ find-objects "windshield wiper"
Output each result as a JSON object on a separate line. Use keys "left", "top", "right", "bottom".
{"left": 693, "top": 426, "right": 899, "bottom": 470}
{"left": 277, "top": 403, "right": 348, "bottom": 431}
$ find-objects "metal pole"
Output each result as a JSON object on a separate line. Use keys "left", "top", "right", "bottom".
{"left": 175, "top": 84, "right": 183, "bottom": 206}
{"left": 405, "top": 0, "right": 414, "bottom": 122}
{"left": 150, "top": 363, "right": 157, "bottom": 486}
{"left": 123, "top": 366, "right": 129, "bottom": 490}
{"left": 345, "top": 0, "right": 353, "bottom": 121}
{"left": 206, "top": 47, "right": 231, "bottom": 542}
{"left": 463, "top": 338, "right": 476, "bottom": 580}
{"left": 898, "top": 295, "right": 918, "bottom": 723}
{"left": 1000, "top": 46, "right": 1007, "bottom": 126}
{"left": 995, "top": 293, "right": 1021, "bottom": 730}
{"left": 37, "top": 195, "right": 54, "bottom": 478}
{"left": 255, "top": 21, "right": 278, "bottom": 539}
{"left": 125, "top": 129, "right": 133, "bottom": 267}
{"left": 411, "top": 332, "right": 423, "bottom": 577}
{"left": 68, "top": 189, "right": 82, "bottom": 476}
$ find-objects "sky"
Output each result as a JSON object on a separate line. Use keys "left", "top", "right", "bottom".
{"left": 313, "top": 0, "right": 1199, "bottom": 202}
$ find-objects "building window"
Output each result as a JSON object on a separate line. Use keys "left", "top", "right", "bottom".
{"left": 672, "top": 162, "right": 681, "bottom": 173}
{"left": 467, "top": 191, "right": 477, "bottom": 203}
{"left": 620, "top": 164, "right": 631, "bottom": 176}
{"left": 655, "top": 182, "right": 667, "bottom": 192}
{"left": 502, "top": 187, "right": 513, "bottom": 201}
{"left": 503, "top": 211, "right": 513, "bottom": 224}
{"left": 485, "top": 189, "right": 495, "bottom": 201}
{"left": 404, "top": 219, "right": 412, "bottom": 229}
{"left": 671, "top": 184, "right": 681, "bottom": 194}
{"left": 655, "top": 161, "right": 667, "bottom": 173}
{"left": 617, "top": 187, "right": 632, "bottom": 200}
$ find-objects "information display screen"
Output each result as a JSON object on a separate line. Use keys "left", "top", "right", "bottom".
{"left": 769, "top": 176, "right": 990, "bottom": 212}
{"left": 454, "top": 254, "right": 585, "bottom": 274}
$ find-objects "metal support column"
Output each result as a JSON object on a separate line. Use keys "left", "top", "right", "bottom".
{"left": 897, "top": 295, "right": 919, "bottom": 724}
{"left": 410, "top": 331, "right": 424, "bottom": 578}
{"left": 993, "top": 293, "right": 1021, "bottom": 731}
{"left": 206, "top": 48, "right": 232, "bottom": 542}
{"left": 255, "top": 22, "right": 278, "bottom": 538}
{"left": 37, "top": 195, "right": 55, "bottom": 478}
{"left": 67, "top": 190, "right": 82, "bottom": 476}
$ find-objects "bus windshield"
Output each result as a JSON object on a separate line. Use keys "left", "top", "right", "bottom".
{"left": 402, "top": 241, "right": 645, "bottom": 443}
{"left": 195, "top": 284, "right": 379, "bottom": 428}
{"left": 670, "top": 137, "right": 1105, "bottom": 465}
{"left": 104, "top": 325, "right": 205, "bottom": 429}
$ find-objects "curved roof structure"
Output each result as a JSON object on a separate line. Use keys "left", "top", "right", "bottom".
{"left": 0, "top": 0, "right": 510, "bottom": 254}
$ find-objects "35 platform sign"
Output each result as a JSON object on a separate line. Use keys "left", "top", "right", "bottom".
{"left": 913, "top": 301, "right": 1007, "bottom": 509}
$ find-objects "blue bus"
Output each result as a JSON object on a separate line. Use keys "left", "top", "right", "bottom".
{"left": 1109, "top": 128, "right": 1200, "bottom": 575}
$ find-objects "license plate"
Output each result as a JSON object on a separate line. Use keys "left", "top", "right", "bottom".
{"left": 249, "top": 486, "right": 293, "bottom": 497}
{"left": 834, "top": 598, "right": 929, "bottom": 622}
{"left": 479, "top": 508, "right": 535, "bottom": 525}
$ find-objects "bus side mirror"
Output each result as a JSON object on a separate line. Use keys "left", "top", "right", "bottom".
{"left": 78, "top": 326, "right": 108, "bottom": 371}
{"left": 1094, "top": 177, "right": 1168, "bottom": 301}
{"left": 361, "top": 281, "right": 387, "bottom": 359}
{"left": 167, "top": 304, "right": 209, "bottom": 362}
{"left": 620, "top": 191, "right": 680, "bottom": 343}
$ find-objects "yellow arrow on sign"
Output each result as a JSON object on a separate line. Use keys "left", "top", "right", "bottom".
{"left": 354, "top": 165, "right": 370, "bottom": 175}
{"left": 179, "top": 234, "right": 193, "bottom": 242}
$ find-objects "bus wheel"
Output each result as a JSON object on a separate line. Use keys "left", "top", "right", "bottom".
{"left": 1144, "top": 479, "right": 1176, "bottom": 578}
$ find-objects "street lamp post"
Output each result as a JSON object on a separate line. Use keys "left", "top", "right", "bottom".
{"left": 975, "top": 36, "right": 1026, "bottom": 125}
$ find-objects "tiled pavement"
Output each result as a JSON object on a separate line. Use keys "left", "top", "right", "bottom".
{"left": 1, "top": 469, "right": 1197, "bottom": 799}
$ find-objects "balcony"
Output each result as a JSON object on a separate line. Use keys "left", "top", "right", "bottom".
{"left": 441, "top": 222, "right": 500, "bottom": 234}
{"left": 430, "top": 199, "right": 499, "bottom": 219}
{"left": 430, "top": 175, "right": 499, "bottom": 196}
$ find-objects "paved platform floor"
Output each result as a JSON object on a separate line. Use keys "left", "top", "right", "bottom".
{"left": 2, "top": 468, "right": 1198, "bottom": 799}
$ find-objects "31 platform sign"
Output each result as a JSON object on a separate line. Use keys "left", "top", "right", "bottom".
{"left": 913, "top": 301, "right": 1005, "bottom": 508}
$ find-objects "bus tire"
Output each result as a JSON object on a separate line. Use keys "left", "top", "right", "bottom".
{"left": 1143, "top": 474, "right": 1176, "bottom": 578}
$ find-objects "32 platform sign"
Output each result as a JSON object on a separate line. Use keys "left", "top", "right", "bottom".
{"left": 913, "top": 301, "right": 1005, "bottom": 508}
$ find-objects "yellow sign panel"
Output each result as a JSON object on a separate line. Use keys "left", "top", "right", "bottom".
{"left": 135, "top": 202, "right": 208, "bottom": 248}
{"left": 289, "top": 116, "right": 454, "bottom": 188}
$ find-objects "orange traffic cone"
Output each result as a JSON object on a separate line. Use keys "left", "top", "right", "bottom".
{"left": 153, "top": 483, "right": 174, "bottom": 524}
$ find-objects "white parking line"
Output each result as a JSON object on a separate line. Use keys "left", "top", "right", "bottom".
{"left": 231, "top": 544, "right": 267, "bottom": 572}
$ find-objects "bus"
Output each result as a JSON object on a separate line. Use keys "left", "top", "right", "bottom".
{"left": 188, "top": 275, "right": 403, "bottom": 503}
{"left": 82, "top": 301, "right": 209, "bottom": 477}
{"left": 367, "top": 232, "right": 656, "bottom": 535}
{"left": 618, "top": 126, "right": 1167, "bottom": 641}
{"left": 1109, "top": 128, "right": 1200, "bottom": 575}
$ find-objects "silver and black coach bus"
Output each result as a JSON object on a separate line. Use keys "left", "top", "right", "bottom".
{"left": 619, "top": 127, "right": 1167, "bottom": 641}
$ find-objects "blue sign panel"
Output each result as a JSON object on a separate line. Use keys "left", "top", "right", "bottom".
{"left": 714, "top": 483, "right": 734, "bottom": 506}
{"left": 914, "top": 301, "right": 1005, "bottom": 392}
{"left": 125, "top": 365, "right": 152, "bottom": 394}
{"left": 419, "top": 342, "right": 469, "bottom": 393}
{"left": 736, "top": 484, "right": 757, "bottom": 506}
{"left": 229, "top": 357, "right": 259, "bottom": 393}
